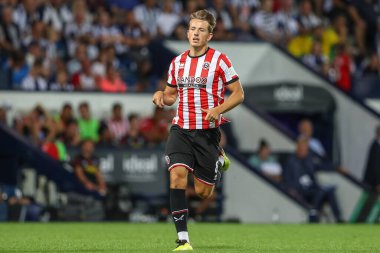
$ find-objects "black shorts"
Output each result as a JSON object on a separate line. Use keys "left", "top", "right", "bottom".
{"left": 165, "top": 125, "right": 222, "bottom": 186}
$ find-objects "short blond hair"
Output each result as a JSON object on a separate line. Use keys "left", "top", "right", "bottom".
{"left": 189, "top": 9, "right": 216, "bottom": 33}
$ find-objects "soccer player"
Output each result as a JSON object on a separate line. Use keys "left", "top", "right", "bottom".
{"left": 152, "top": 9, "right": 244, "bottom": 251}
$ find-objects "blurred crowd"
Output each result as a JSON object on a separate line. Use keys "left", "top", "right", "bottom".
{"left": 0, "top": 0, "right": 379, "bottom": 93}
{"left": 6, "top": 102, "right": 173, "bottom": 160}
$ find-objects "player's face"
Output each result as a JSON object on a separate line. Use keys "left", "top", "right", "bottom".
{"left": 187, "top": 19, "right": 213, "bottom": 48}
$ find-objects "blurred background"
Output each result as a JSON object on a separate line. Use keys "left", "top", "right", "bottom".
{"left": 0, "top": 0, "right": 379, "bottom": 224}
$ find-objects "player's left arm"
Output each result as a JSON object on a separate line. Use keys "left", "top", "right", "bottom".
{"left": 202, "top": 80, "right": 244, "bottom": 122}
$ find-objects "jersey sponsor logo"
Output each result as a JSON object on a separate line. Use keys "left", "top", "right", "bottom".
{"left": 176, "top": 76, "right": 207, "bottom": 89}
{"left": 176, "top": 76, "right": 207, "bottom": 84}
{"left": 203, "top": 62, "right": 210, "bottom": 69}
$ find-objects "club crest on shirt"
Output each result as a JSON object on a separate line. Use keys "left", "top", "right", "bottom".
{"left": 203, "top": 62, "right": 210, "bottom": 69}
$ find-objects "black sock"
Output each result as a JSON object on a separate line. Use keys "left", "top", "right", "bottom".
{"left": 170, "top": 189, "right": 188, "bottom": 234}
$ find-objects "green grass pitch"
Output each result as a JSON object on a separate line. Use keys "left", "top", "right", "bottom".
{"left": 0, "top": 223, "right": 379, "bottom": 252}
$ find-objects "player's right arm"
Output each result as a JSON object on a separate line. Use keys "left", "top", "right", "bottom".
{"left": 153, "top": 58, "right": 178, "bottom": 107}
{"left": 152, "top": 86, "right": 178, "bottom": 108}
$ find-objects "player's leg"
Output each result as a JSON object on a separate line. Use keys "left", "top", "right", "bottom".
{"left": 169, "top": 163, "right": 194, "bottom": 251}
{"left": 165, "top": 126, "right": 194, "bottom": 250}
{"left": 193, "top": 177, "right": 215, "bottom": 199}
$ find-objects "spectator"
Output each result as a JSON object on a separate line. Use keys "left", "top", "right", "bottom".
{"left": 98, "top": 62, "right": 127, "bottom": 93}
{"left": 21, "top": 59, "right": 48, "bottom": 91}
{"left": 108, "top": 103, "right": 129, "bottom": 144}
{"left": 0, "top": 6, "right": 22, "bottom": 53}
{"left": 121, "top": 10, "right": 150, "bottom": 51}
{"left": 283, "top": 138, "right": 343, "bottom": 223}
{"left": 23, "top": 104, "right": 54, "bottom": 145}
{"left": 56, "top": 103, "right": 75, "bottom": 130}
{"left": 72, "top": 139, "right": 106, "bottom": 195}
{"left": 42, "top": 0, "right": 73, "bottom": 33}
{"left": 320, "top": 15, "right": 347, "bottom": 60}
{"left": 22, "top": 20, "right": 48, "bottom": 50}
{"left": 41, "top": 118, "right": 68, "bottom": 162}
{"left": 64, "top": 1, "right": 93, "bottom": 57}
{"left": 91, "top": 9, "right": 124, "bottom": 51}
{"left": 91, "top": 47, "right": 108, "bottom": 78}
{"left": 349, "top": 0, "right": 378, "bottom": 53}
{"left": 296, "top": 0, "right": 321, "bottom": 33}
{"left": 140, "top": 107, "right": 169, "bottom": 145}
{"left": 77, "top": 102, "right": 100, "bottom": 141}
{"left": 121, "top": 113, "right": 145, "bottom": 148}
{"left": 49, "top": 69, "right": 74, "bottom": 91}
{"left": 5, "top": 50, "right": 29, "bottom": 88}
{"left": 12, "top": 0, "right": 43, "bottom": 36}
{"left": 287, "top": 23, "right": 313, "bottom": 58}
{"left": 298, "top": 119, "right": 326, "bottom": 157}
{"left": 228, "top": 0, "right": 259, "bottom": 35}
{"left": 250, "top": 0, "right": 281, "bottom": 43}
{"left": 133, "top": 0, "right": 161, "bottom": 38}
{"left": 363, "top": 125, "right": 380, "bottom": 193}
{"left": 71, "top": 59, "right": 97, "bottom": 91}
{"left": 302, "top": 40, "right": 329, "bottom": 76}
{"left": 276, "top": 0, "right": 299, "bottom": 43}
{"left": 171, "top": 22, "right": 188, "bottom": 41}
{"left": 97, "top": 123, "right": 114, "bottom": 147}
{"left": 209, "top": 0, "right": 234, "bottom": 32}
{"left": 67, "top": 43, "right": 89, "bottom": 76}
{"left": 212, "top": 17, "right": 235, "bottom": 41}
{"left": 362, "top": 53, "right": 380, "bottom": 77}
{"left": 326, "top": 0, "right": 366, "bottom": 56}
{"left": 156, "top": 0, "right": 181, "bottom": 38}
{"left": 332, "top": 43, "right": 354, "bottom": 92}
{"left": 62, "top": 118, "right": 81, "bottom": 148}
{"left": 248, "top": 139, "right": 282, "bottom": 182}
{"left": 25, "top": 41, "right": 45, "bottom": 68}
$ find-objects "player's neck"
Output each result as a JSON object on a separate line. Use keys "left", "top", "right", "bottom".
{"left": 189, "top": 45, "right": 208, "bottom": 58}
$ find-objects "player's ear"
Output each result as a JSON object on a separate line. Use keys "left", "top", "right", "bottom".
{"left": 187, "top": 30, "right": 190, "bottom": 39}
{"left": 207, "top": 33, "right": 213, "bottom": 41}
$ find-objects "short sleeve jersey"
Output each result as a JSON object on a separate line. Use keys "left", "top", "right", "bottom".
{"left": 167, "top": 47, "right": 239, "bottom": 129}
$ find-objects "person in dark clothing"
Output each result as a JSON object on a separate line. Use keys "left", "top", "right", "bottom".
{"left": 72, "top": 139, "right": 106, "bottom": 196}
{"left": 363, "top": 125, "right": 380, "bottom": 193}
{"left": 284, "top": 138, "right": 343, "bottom": 223}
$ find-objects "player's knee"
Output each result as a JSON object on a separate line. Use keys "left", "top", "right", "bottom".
{"left": 195, "top": 187, "right": 212, "bottom": 199}
{"left": 170, "top": 170, "right": 187, "bottom": 189}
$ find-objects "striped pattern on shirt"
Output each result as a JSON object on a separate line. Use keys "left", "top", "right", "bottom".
{"left": 167, "top": 47, "right": 239, "bottom": 130}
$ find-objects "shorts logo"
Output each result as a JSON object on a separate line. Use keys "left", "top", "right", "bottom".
{"left": 165, "top": 155, "right": 170, "bottom": 165}
{"left": 203, "top": 62, "right": 210, "bottom": 69}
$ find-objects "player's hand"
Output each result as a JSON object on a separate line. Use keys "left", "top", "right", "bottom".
{"left": 201, "top": 107, "right": 220, "bottom": 122}
{"left": 152, "top": 91, "right": 165, "bottom": 108}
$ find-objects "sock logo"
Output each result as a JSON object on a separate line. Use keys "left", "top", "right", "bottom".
{"left": 173, "top": 215, "right": 185, "bottom": 222}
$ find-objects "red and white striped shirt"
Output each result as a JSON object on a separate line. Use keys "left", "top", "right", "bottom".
{"left": 167, "top": 47, "right": 239, "bottom": 129}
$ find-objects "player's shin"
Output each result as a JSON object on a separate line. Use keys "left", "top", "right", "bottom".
{"left": 170, "top": 189, "right": 189, "bottom": 242}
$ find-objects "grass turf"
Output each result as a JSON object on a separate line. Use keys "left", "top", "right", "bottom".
{"left": 0, "top": 223, "right": 379, "bottom": 252}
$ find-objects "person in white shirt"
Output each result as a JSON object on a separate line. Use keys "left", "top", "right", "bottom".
{"left": 21, "top": 59, "right": 48, "bottom": 91}
{"left": 133, "top": 0, "right": 161, "bottom": 37}
{"left": 156, "top": 0, "right": 181, "bottom": 37}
